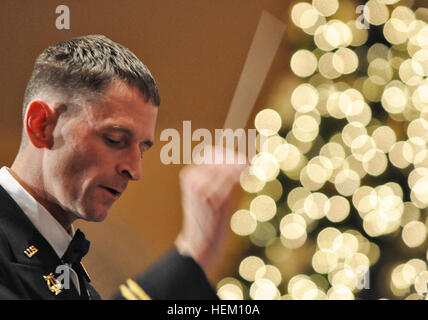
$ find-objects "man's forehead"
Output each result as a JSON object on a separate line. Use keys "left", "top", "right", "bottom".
{"left": 72, "top": 80, "right": 158, "bottom": 137}
{"left": 102, "top": 80, "right": 154, "bottom": 106}
{"left": 86, "top": 89, "right": 158, "bottom": 123}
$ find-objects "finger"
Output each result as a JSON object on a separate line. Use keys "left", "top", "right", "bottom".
{"left": 179, "top": 160, "right": 245, "bottom": 212}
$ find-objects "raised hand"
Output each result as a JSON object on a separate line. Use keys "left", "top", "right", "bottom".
{"left": 175, "top": 146, "right": 247, "bottom": 272}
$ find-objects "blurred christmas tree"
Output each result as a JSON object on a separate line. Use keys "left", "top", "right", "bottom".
{"left": 217, "top": 0, "right": 428, "bottom": 300}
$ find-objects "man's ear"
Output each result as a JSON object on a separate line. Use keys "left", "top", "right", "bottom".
{"left": 25, "top": 100, "right": 57, "bottom": 149}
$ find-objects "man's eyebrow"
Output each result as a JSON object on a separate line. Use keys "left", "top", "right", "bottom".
{"left": 108, "top": 126, "right": 154, "bottom": 149}
{"left": 108, "top": 125, "right": 134, "bottom": 136}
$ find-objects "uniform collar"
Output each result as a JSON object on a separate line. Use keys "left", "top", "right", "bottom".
{"left": 0, "top": 166, "right": 74, "bottom": 259}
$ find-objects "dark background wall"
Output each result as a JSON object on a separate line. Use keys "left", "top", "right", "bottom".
{"left": 0, "top": 0, "right": 291, "bottom": 298}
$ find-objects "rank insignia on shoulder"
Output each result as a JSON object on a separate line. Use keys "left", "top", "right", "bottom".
{"left": 43, "top": 273, "right": 62, "bottom": 295}
{"left": 24, "top": 245, "right": 38, "bottom": 258}
{"left": 119, "top": 279, "right": 151, "bottom": 300}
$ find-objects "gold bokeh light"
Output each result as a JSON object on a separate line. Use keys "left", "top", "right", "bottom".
{"left": 291, "top": 50, "right": 318, "bottom": 78}
{"left": 226, "top": 0, "right": 428, "bottom": 301}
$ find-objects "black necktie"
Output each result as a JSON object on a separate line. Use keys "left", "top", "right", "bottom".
{"left": 61, "top": 229, "right": 91, "bottom": 299}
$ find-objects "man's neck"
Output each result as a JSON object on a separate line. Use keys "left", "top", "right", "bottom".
{"left": 6, "top": 167, "right": 75, "bottom": 236}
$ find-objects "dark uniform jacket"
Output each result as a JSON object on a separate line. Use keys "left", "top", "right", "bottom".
{"left": 0, "top": 185, "right": 218, "bottom": 300}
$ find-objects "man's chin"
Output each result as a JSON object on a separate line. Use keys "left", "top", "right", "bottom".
{"left": 88, "top": 213, "right": 108, "bottom": 222}
{"left": 78, "top": 206, "right": 110, "bottom": 223}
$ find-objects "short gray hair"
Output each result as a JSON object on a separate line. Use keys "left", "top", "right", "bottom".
{"left": 22, "top": 34, "right": 160, "bottom": 120}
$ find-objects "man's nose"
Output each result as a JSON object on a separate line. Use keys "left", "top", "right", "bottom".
{"left": 117, "top": 149, "right": 143, "bottom": 181}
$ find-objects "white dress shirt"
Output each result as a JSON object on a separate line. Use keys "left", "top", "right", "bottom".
{"left": 0, "top": 166, "right": 81, "bottom": 294}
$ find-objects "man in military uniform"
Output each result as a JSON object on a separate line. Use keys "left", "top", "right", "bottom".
{"left": 0, "top": 35, "right": 244, "bottom": 299}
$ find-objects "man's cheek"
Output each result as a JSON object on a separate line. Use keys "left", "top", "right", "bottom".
{"left": 67, "top": 148, "right": 97, "bottom": 173}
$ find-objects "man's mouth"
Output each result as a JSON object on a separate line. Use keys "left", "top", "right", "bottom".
{"left": 100, "top": 186, "right": 122, "bottom": 197}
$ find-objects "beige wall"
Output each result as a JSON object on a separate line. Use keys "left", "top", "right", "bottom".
{"left": 0, "top": 0, "right": 291, "bottom": 298}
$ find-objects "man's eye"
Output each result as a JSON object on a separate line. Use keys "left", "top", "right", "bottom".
{"left": 105, "top": 137, "right": 122, "bottom": 146}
